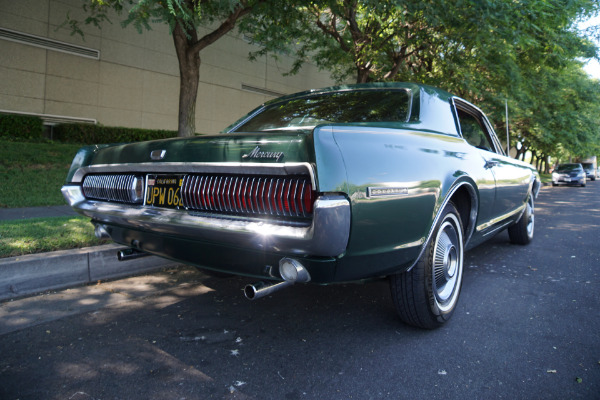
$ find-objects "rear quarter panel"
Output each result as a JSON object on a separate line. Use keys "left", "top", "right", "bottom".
{"left": 326, "top": 125, "right": 495, "bottom": 280}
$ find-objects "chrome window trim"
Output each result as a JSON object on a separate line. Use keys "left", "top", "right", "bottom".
{"left": 452, "top": 98, "right": 505, "bottom": 156}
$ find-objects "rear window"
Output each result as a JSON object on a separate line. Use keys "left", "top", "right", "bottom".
{"left": 233, "top": 89, "right": 411, "bottom": 132}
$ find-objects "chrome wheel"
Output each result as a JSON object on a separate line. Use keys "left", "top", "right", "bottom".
{"left": 525, "top": 196, "right": 534, "bottom": 238}
{"left": 432, "top": 214, "right": 463, "bottom": 313}
{"left": 508, "top": 193, "right": 535, "bottom": 245}
{"left": 389, "top": 202, "right": 465, "bottom": 329}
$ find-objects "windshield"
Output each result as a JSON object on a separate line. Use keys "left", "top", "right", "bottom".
{"left": 581, "top": 163, "right": 593, "bottom": 170}
{"left": 233, "top": 89, "right": 411, "bottom": 132}
{"left": 556, "top": 164, "right": 582, "bottom": 172}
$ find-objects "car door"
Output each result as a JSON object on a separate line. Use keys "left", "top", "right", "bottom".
{"left": 453, "top": 99, "right": 530, "bottom": 230}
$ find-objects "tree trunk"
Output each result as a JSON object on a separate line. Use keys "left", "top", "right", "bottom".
{"left": 173, "top": 21, "right": 200, "bottom": 137}
{"left": 356, "top": 68, "right": 370, "bottom": 83}
{"left": 170, "top": 4, "right": 253, "bottom": 137}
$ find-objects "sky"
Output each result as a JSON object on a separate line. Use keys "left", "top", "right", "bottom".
{"left": 579, "top": 15, "right": 600, "bottom": 79}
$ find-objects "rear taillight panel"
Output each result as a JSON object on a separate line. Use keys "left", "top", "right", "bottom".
{"left": 181, "top": 174, "right": 314, "bottom": 220}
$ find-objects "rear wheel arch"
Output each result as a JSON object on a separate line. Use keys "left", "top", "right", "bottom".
{"left": 389, "top": 201, "right": 465, "bottom": 328}
{"left": 388, "top": 179, "right": 476, "bottom": 329}
{"left": 448, "top": 183, "right": 477, "bottom": 245}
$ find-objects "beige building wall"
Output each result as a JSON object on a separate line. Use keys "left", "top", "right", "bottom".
{"left": 0, "top": 0, "right": 336, "bottom": 134}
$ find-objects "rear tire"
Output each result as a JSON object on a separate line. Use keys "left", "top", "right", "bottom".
{"left": 508, "top": 195, "right": 534, "bottom": 245}
{"left": 389, "top": 202, "right": 464, "bottom": 329}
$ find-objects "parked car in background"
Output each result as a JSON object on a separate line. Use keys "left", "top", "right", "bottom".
{"left": 581, "top": 163, "right": 596, "bottom": 181}
{"left": 552, "top": 163, "right": 587, "bottom": 187}
{"left": 62, "top": 83, "right": 541, "bottom": 329}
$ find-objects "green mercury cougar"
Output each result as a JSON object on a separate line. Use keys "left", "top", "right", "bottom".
{"left": 62, "top": 82, "right": 540, "bottom": 329}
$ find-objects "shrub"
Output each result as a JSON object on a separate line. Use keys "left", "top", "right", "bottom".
{"left": 0, "top": 114, "right": 44, "bottom": 141}
{"left": 53, "top": 123, "right": 178, "bottom": 144}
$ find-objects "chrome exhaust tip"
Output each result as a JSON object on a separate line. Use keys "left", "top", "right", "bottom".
{"left": 243, "top": 258, "right": 311, "bottom": 300}
{"left": 94, "top": 224, "right": 110, "bottom": 239}
{"left": 244, "top": 280, "right": 294, "bottom": 300}
{"left": 117, "top": 248, "right": 150, "bottom": 261}
{"left": 278, "top": 258, "right": 311, "bottom": 283}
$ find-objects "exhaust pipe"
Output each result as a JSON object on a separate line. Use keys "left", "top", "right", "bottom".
{"left": 244, "top": 280, "right": 294, "bottom": 300}
{"left": 117, "top": 248, "right": 150, "bottom": 261}
{"left": 94, "top": 224, "right": 110, "bottom": 239}
{"left": 244, "top": 258, "right": 311, "bottom": 300}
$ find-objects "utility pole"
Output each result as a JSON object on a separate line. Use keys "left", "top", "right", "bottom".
{"left": 505, "top": 99, "right": 510, "bottom": 156}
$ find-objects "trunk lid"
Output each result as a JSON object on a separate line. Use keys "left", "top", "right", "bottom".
{"left": 89, "top": 132, "right": 316, "bottom": 166}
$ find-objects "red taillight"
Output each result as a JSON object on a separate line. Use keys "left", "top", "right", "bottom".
{"left": 181, "top": 174, "right": 314, "bottom": 219}
{"left": 303, "top": 183, "right": 314, "bottom": 214}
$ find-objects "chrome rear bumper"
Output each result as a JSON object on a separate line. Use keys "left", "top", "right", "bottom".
{"left": 62, "top": 185, "right": 350, "bottom": 258}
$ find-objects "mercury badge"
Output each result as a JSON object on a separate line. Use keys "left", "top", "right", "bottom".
{"left": 242, "top": 146, "right": 284, "bottom": 162}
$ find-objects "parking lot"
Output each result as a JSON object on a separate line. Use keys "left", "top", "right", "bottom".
{"left": 1, "top": 183, "right": 599, "bottom": 399}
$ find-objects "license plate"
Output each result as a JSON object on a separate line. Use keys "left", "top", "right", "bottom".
{"left": 564, "top": 178, "right": 571, "bottom": 182}
{"left": 145, "top": 175, "right": 184, "bottom": 209}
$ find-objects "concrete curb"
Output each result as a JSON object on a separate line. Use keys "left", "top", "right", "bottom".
{"left": 0, "top": 244, "right": 176, "bottom": 301}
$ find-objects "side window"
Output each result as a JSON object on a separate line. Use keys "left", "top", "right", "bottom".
{"left": 456, "top": 108, "right": 495, "bottom": 152}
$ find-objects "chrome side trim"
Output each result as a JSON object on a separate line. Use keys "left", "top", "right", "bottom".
{"left": 476, "top": 203, "right": 525, "bottom": 233}
{"left": 481, "top": 220, "right": 513, "bottom": 238}
{"left": 61, "top": 185, "right": 350, "bottom": 257}
{"left": 71, "top": 162, "right": 316, "bottom": 190}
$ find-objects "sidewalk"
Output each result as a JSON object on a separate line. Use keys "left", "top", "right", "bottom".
{"left": 0, "top": 205, "right": 77, "bottom": 220}
{"left": 0, "top": 206, "right": 176, "bottom": 301}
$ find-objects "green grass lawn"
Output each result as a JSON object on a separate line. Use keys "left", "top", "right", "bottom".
{"left": 0, "top": 141, "right": 82, "bottom": 208}
{"left": 0, "top": 141, "right": 106, "bottom": 258}
{"left": 540, "top": 173, "right": 551, "bottom": 185}
{"left": 0, "top": 216, "right": 109, "bottom": 258}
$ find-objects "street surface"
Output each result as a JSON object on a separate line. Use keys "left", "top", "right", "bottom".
{"left": 1, "top": 183, "right": 599, "bottom": 399}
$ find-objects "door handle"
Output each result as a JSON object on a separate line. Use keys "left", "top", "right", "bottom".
{"left": 485, "top": 160, "right": 499, "bottom": 169}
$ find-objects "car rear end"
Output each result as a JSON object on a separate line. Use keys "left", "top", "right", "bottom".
{"left": 62, "top": 132, "right": 351, "bottom": 284}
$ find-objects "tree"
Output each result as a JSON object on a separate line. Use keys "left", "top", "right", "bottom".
{"left": 65, "top": 0, "right": 272, "bottom": 137}
{"left": 252, "top": 0, "right": 599, "bottom": 167}
{"left": 250, "top": 0, "right": 448, "bottom": 83}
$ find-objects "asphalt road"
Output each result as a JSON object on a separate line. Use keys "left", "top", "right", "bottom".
{"left": 1, "top": 183, "right": 599, "bottom": 400}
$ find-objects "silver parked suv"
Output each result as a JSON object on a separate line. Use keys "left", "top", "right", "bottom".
{"left": 581, "top": 163, "right": 596, "bottom": 181}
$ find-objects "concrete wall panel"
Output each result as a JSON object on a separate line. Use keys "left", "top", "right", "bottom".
{"left": 0, "top": 41, "right": 47, "bottom": 73}
{"left": 46, "top": 51, "right": 100, "bottom": 81}
{"left": 0, "top": 0, "right": 49, "bottom": 35}
{"left": 1, "top": 0, "right": 336, "bottom": 131}
{"left": 0, "top": 66, "right": 45, "bottom": 99}
{"left": 142, "top": 112, "right": 177, "bottom": 131}
{"left": 141, "top": 71, "right": 179, "bottom": 116}
{"left": 44, "top": 100, "right": 98, "bottom": 120}
{"left": 45, "top": 75, "right": 98, "bottom": 106}
{"left": 96, "top": 106, "right": 142, "bottom": 128}
{"left": 0, "top": 94, "right": 45, "bottom": 114}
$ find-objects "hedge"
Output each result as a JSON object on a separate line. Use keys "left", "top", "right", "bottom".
{"left": 0, "top": 114, "right": 44, "bottom": 141}
{"left": 53, "top": 123, "right": 178, "bottom": 144}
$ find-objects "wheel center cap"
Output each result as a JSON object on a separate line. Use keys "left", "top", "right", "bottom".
{"left": 444, "top": 246, "right": 458, "bottom": 279}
